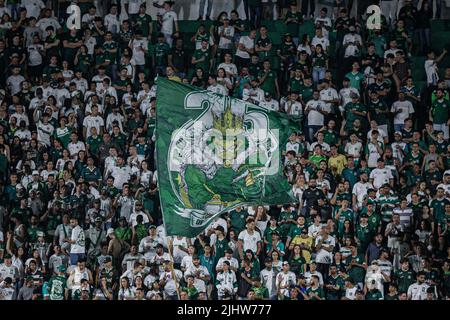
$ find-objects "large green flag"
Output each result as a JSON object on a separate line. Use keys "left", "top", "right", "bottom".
{"left": 156, "top": 78, "right": 296, "bottom": 237}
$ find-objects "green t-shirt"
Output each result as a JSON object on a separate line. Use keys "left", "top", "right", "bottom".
{"left": 299, "top": 84, "right": 314, "bottom": 102}
{"left": 312, "top": 53, "right": 327, "bottom": 68}
{"left": 344, "top": 102, "right": 367, "bottom": 129}
{"left": 430, "top": 198, "right": 450, "bottom": 221}
{"left": 431, "top": 99, "right": 449, "bottom": 124}
{"left": 48, "top": 275, "right": 67, "bottom": 300}
{"left": 368, "top": 99, "right": 389, "bottom": 126}
{"left": 394, "top": 269, "right": 415, "bottom": 293}
{"left": 288, "top": 77, "right": 303, "bottom": 92}
{"left": 193, "top": 48, "right": 211, "bottom": 74}
{"left": 103, "top": 41, "right": 118, "bottom": 64}
{"left": 345, "top": 254, "right": 366, "bottom": 284}
{"left": 346, "top": 71, "right": 364, "bottom": 90}
{"left": 86, "top": 135, "right": 102, "bottom": 156}
{"left": 278, "top": 210, "right": 297, "bottom": 237}
{"left": 258, "top": 69, "right": 277, "bottom": 96}
{"left": 229, "top": 210, "right": 249, "bottom": 233}
{"left": 285, "top": 11, "right": 303, "bottom": 35}
{"left": 135, "top": 14, "right": 152, "bottom": 37}
{"left": 306, "top": 286, "right": 325, "bottom": 300}
{"left": 325, "top": 275, "right": 345, "bottom": 300}
{"left": 153, "top": 42, "right": 170, "bottom": 66}
{"left": 366, "top": 290, "right": 383, "bottom": 300}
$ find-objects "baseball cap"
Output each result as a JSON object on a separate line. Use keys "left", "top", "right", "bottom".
{"left": 106, "top": 228, "right": 115, "bottom": 236}
{"left": 282, "top": 261, "right": 289, "bottom": 266}
{"left": 103, "top": 257, "right": 112, "bottom": 263}
{"left": 394, "top": 131, "right": 402, "bottom": 136}
{"left": 264, "top": 91, "right": 271, "bottom": 97}
{"left": 95, "top": 217, "right": 103, "bottom": 223}
{"left": 37, "top": 231, "right": 45, "bottom": 237}
{"left": 265, "top": 257, "right": 273, "bottom": 263}
{"left": 32, "top": 170, "right": 39, "bottom": 175}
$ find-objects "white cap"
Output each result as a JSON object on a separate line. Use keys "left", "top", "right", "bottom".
{"left": 107, "top": 228, "right": 115, "bottom": 236}
{"left": 32, "top": 170, "right": 39, "bottom": 175}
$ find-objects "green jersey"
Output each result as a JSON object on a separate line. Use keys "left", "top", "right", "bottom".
{"left": 229, "top": 210, "right": 249, "bottom": 233}
{"left": 368, "top": 99, "right": 389, "bottom": 126}
{"left": 366, "top": 290, "right": 383, "bottom": 300}
{"left": 325, "top": 275, "right": 345, "bottom": 300}
{"left": 346, "top": 254, "right": 366, "bottom": 284}
{"left": 306, "top": 286, "right": 325, "bottom": 300}
{"left": 431, "top": 99, "right": 449, "bottom": 124}
{"left": 193, "top": 48, "right": 211, "bottom": 74}
{"left": 430, "top": 198, "right": 450, "bottom": 221}
{"left": 345, "top": 71, "right": 364, "bottom": 90}
{"left": 214, "top": 238, "right": 229, "bottom": 259}
{"left": 394, "top": 269, "right": 415, "bottom": 293}
{"left": 153, "top": 42, "right": 170, "bottom": 67}
{"left": 377, "top": 193, "right": 399, "bottom": 223}
{"left": 135, "top": 14, "right": 152, "bottom": 37}
{"left": 285, "top": 11, "right": 303, "bottom": 35}
{"left": 344, "top": 102, "right": 367, "bottom": 129}
{"left": 366, "top": 213, "right": 381, "bottom": 233}
{"left": 103, "top": 41, "right": 118, "bottom": 63}
{"left": 299, "top": 84, "right": 314, "bottom": 102}
{"left": 288, "top": 77, "right": 303, "bottom": 92}
{"left": 48, "top": 275, "right": 67, "bottom": 300}
{"left": 258, "top": 69, "right": 277, "bottom": 96}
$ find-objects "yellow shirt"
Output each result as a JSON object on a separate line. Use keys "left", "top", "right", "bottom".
{"left": 168, "top": 75, "right": 182, "bottom": 82}
{"left": 291, "top": 236, "right": 313, "bottom": 263}
{"left": 328, "top": 154, "right": 347, "bottom": 175}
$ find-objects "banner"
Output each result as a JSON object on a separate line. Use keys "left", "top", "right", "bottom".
{"left": 156, "top": 78, "right": 296, "bottom": 237}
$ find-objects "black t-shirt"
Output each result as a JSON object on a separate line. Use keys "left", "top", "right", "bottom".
{"left": 302, "top": 187, "right": 325, "bottom": 210}
{"left": 170, "top": 47, "right": 186, "bottom": 72}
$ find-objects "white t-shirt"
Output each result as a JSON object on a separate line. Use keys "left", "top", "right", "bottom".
{"left": 259, "top": 99, "right": 280, "bottom": 112}
{"left": 67, "top": 141, "right": 86, "bottom": 158}
{"left": 320, "top": 87, "right": 339, "bottom": 109}
{"left": 126, "top": 0, "right": 144, "bottom": 15}
{"left": 391, "top": 100, "right": 414, "bottom": 125}
{"left": 352, "top": 181, "right": 373, "bottom": 208}
{"left": 161, "top": 10, "right": 177, "bottom": 35}
{"left": 425, "top": 59, "right": 439, "bottom": 85}
{"left": 129, "top": 39, "right": 148, "bottom": 66}
{"left": 218, "top": 25, "right": 235, "bottom": 49}
{"left": 285, "top": 101, "right": 303, "bottom": 116}
{"left": 27, "top": 44, "right": 44, "bottom": 66}
{"left": 339, "top": 87, "right": 360, "bottom": 109}
{"left": 104, "top": 14, "right": 121, "bottom": 33}
{"left": 408, "top": 283, "right": 430, "bottom": 300}
{"left": 207, "top": 84, "right": 227, "bottom": 96}
{"left": 217, "top": 62, "right": 238, "bottom": 77}
{"left": 23, "top": 0, "right": 45, "bottom": 18}
{"left": 366, "top": 142, "right": 383, "bottom": 168}
{"left": 83, "top": 115, "right": 104, "bottom": 138}
{"left": 345, "top": 141, "right": 363, "bottom": 159}
{"left": 314, "top": 235, "right": 335, "bottom": 264}
{"left": 37, "top": 121, "right": 54, "bottom": 147}
{"left": 236, "top": 36, "right": 254, "bottom": 59}
{"left": 238, "top": 230, "right": 261, "bottom": 254}
{"left": 370, "top": 167, "right": 394, "bottom": 190}
{"left": 306, "top": 99, "right": 329, "bottom": 126}
{"left": 70, "top": 225, "right": 86, "bottom": 254}
{"left": 311, "top": 36, "right": 330, "bottom": 51}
